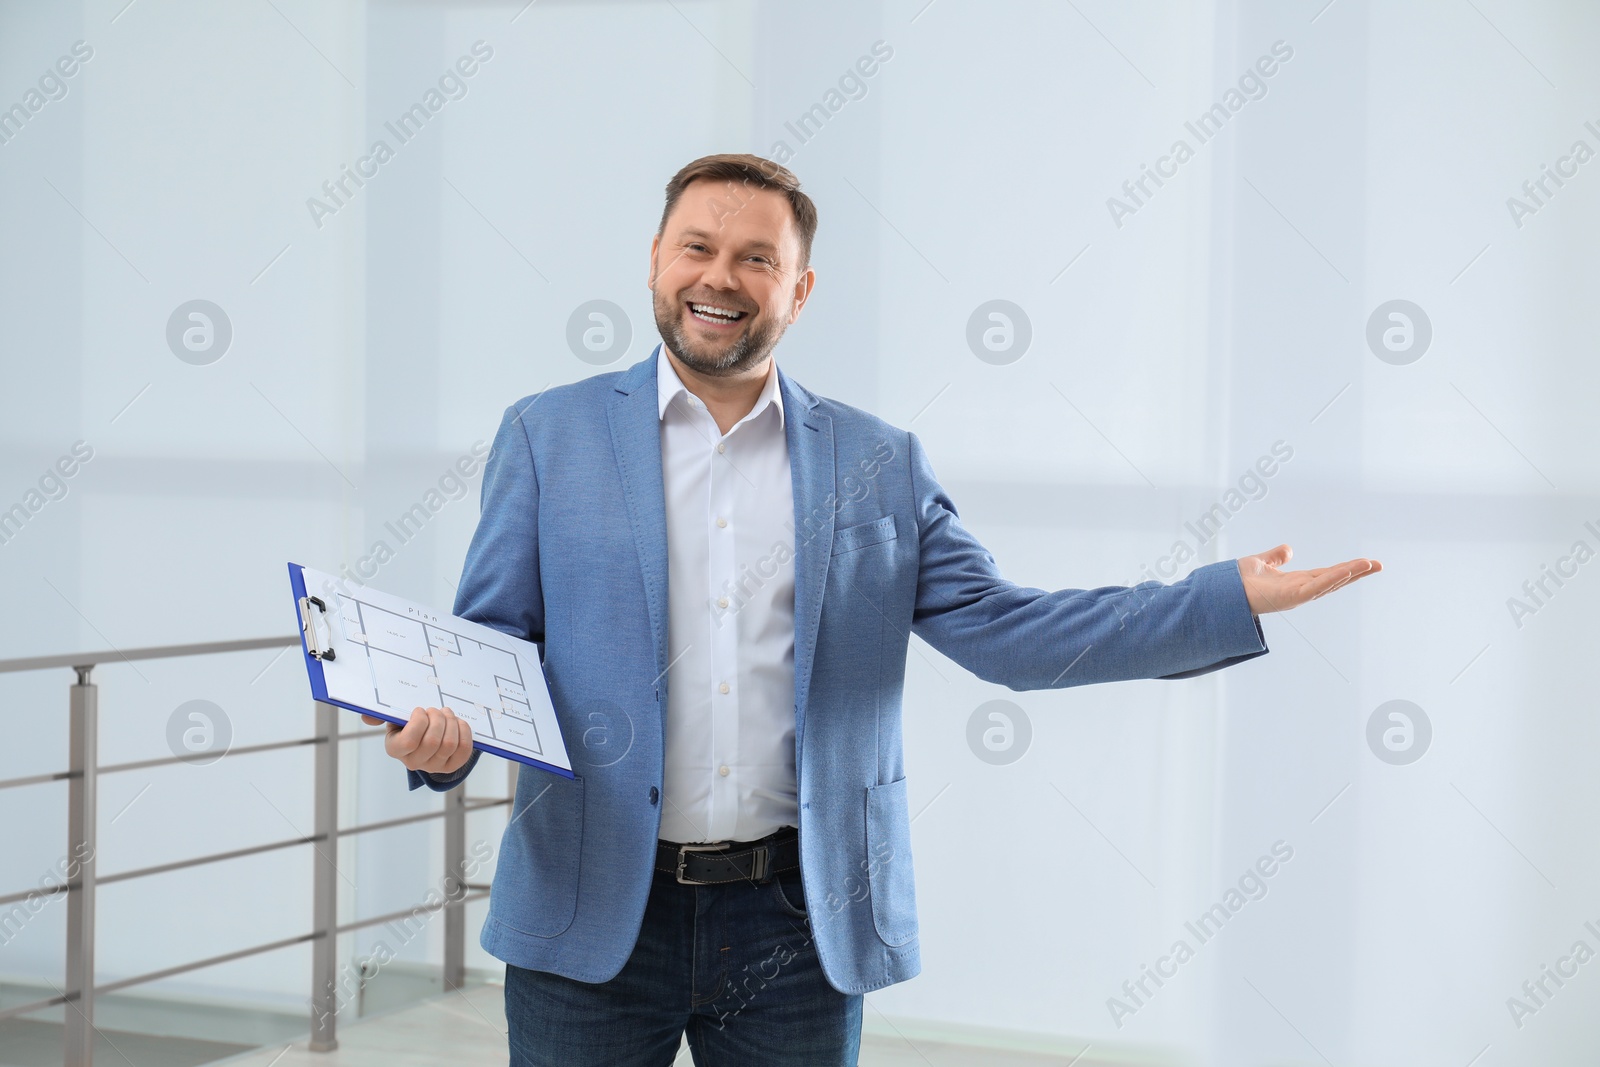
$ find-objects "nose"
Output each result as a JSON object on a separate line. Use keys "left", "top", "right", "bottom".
{"left": 701, "top": 250, "right": 740, "bottom": 296}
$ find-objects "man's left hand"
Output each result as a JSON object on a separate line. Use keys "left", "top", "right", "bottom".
{"left": 1237, "top": 544, "right": 1382, "bottom": 615}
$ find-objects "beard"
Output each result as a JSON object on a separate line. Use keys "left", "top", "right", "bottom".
{"left": 651, "top": 285, "right": 789, "bottom": 379}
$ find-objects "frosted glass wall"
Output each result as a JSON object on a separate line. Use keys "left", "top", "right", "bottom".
{"left": 1, "top": 1, "right": 1595, "bottom": 1063}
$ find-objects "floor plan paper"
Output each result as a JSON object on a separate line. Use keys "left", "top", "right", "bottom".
{"left": 291, "top": 563, "right": 571, "bottom": 776}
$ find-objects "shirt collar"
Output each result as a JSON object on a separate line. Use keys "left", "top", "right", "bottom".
{"left": 655, "top": 343, "right": 785, "bottom": 431}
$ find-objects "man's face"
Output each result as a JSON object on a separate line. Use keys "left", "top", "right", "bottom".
{"left": 648, "top": 178, "right": 814, "bottom": 378}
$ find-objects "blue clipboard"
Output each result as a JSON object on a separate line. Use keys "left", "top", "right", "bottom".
{"left": 288, "top": 562, "right": 574, "bottom": 778}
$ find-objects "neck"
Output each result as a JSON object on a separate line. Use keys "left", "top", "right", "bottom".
{"left": 664, "top": 346, "right": 772, "bottom": 436}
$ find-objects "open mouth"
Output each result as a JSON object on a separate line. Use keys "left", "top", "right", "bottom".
{"left": 686, "top": 301, "right": 749, "bottom": 328}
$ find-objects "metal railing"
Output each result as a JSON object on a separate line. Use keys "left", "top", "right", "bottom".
{"left": 0, "top": 636, "right": 514, "bottom": 1064}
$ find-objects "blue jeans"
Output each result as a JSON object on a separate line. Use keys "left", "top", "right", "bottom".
{"left": 504, "top": 863, "right": 863, "bottom": 1066}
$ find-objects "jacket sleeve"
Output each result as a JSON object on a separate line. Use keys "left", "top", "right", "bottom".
{"left": 408, "top": 399, "right": 546, "bottom": 792}
{"left": 906, "top": 430, "right": 1268, "bottom": 691}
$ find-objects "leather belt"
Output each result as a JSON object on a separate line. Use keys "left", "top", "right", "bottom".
{"left": 654, "top": 828, "right": 799, "bottom": 885}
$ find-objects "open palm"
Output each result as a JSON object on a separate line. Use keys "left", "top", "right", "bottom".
{"left": 1237, "top": 544, "right": 1382, "bottom": 615}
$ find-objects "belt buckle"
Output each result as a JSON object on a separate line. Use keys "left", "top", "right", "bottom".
{"left": 675, "top": 841, "right": 730, "bottom": 885}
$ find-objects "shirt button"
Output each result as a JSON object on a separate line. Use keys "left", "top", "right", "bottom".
{"left": 716, "top": 442, "right": 726, "bottom": 453}
{"left": 719, "top": 765, "right": 730, "bottom": 777}
{"left": 719, "top": 681, "right": 730, "bottom": 694}
{"left": 649, "top": 786, "right": 659, "bottom": 804}
{"left": 716, "top": 597, "right": 729, "bottom": 609}
{"left": 716, "top": 517, "right": 728, "bottom": 528}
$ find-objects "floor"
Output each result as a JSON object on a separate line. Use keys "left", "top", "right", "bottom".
{"left": 0, "top": 980, "right": 307, "bottom": 1067}
{"left": 0, "top": 1018, "right": 255, "bottom": 1066}
{"left": 0, "top": 968, "right": 463, "bottom": 1067}
{"left": 212, "top": 982, "right": 508, "bottom": 1067}
{"left": 210, "top": 982, "right": 1089, "bottom": 1067}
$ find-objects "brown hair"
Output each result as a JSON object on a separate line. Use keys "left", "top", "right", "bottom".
{"left": 658, "top": 153, "right": 818, "bottom": 271}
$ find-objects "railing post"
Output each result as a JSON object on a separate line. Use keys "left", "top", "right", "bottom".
{"left": 309, "top": 701, "right": 339, "bottom": 1051}
{"left": 64, "top": 665, "right": 97, "bottom": 1067}
{"left": 442, "top": 785, "right": 466, "bottom": 993}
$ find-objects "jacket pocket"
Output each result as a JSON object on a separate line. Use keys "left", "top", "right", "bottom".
{"left": 832, "top": 515, "right": 897, "bottom": 556}
{"left": 864, "top": 777, "right": 918, "bottom": 946}
{"left": 506, "top": 774, "right": 584, "bottom": 938}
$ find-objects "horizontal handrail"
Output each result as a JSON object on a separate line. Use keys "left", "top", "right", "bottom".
{"left": 0, "top": 881, "right": 68, "bottom": 908}
{"left": 0, "top": 730, "right": 390, "bottom": 793}
{"left": 0, "top": 768, "right": 73, "bottom": 791}
{"left": 99, "top": 835, "right": 319, "bottom": 887}
{"left": 4, "top": 889, "right": 492, "bottom": 1017}
{"left": 333, "top": 891, "right": 491, "bottom": 938}
{"left": 100, "top": 798, "right": 511, "bottom": 887}
{"left": 99, "top": 736, "right": 323, "bottom": 776}
{"left": 0, "top": 797, "right": 512, "bottom": 905}
{"left": 0, "top": 635, "right": 298, "bottom": 675}
{"left": 0, "top": 992, "right": 71, "bottom": 1022}
{"left": 94, "top": 931, "right": 323, "bottom": 999}
{"left": 333, "top": 796, "right": 511, "bottom": 839}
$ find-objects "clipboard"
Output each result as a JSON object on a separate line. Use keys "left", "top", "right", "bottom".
{"left": 288, "top": 562, "right": 573, "bottom": 778}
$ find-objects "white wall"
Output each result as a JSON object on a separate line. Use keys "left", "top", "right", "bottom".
{"left": 1, "top": 1, "right": 1596, "bottom": 1063}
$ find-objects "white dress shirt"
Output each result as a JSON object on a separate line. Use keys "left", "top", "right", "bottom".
{"left": 655, "top": 343, "right": 798, "bottom": 844}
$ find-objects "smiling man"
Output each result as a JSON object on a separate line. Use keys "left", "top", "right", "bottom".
{"left": 364, "top": 153, "right": 1381, "bottom": 1066}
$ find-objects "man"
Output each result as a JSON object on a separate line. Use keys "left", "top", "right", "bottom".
{"left": 363, "top": 153, "right": 1381, "bottom": 1065}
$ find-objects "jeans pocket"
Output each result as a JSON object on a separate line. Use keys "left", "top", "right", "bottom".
{"left": 770, "top": 868, "right": 809, "bottom": 919}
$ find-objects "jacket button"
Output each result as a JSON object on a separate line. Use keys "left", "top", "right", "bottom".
{"left": 649, "top": 786, "right": 659, "bottom": 805}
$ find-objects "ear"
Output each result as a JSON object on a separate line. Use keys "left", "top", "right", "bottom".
{"left": 647, "top": 233, "right": 660, "bottom": 289}
{"left": 787, "top": 265, "right": 816, "bottom": 324}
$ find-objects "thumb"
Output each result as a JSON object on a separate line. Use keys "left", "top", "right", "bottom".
{"left": 1254, "top": 543, "right": 1292, "bottom": 568}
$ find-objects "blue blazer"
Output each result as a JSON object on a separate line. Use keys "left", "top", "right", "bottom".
{"left": 410, "top": 344, "right": 1269, "bottom": 995}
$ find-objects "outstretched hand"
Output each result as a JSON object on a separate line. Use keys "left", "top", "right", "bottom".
{"left": 1236, "top": 544, "right": 1382, "bottom": 615}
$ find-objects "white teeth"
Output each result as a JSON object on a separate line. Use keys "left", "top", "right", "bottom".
{"left": 689, "top": 302, "right": 744, "bottom": 319}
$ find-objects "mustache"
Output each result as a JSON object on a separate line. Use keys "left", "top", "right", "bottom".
{"left": 683, "top": 295, "right": 755, "bottom": 312}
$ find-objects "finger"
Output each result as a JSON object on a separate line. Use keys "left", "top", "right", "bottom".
{"left": 1257, "top": 543, "right": 1292, "bottom": 568}
{"left": 418, "top": 706, "right": 449, "bottom": 761}
{"left": 1322, "top": 558, "right": 1380, "bottom": 587}
{"left": 431, "top": 710, "right": 460, "bottom": 768}
{"left": 389, "top": 707, "right": 431, "bottom": 758}
{"left": 1330, "top": 560, "right": 1383, "bottom": 595}
{"left": 1311, "top": 571, "right": 1357, "bottom": 600}
{"left": 1302, "top": 558, "right": 1382, "bottom": 580}
{"left": 447, "top": 715, "right": 474, "bottom": 770}
{"left": 443, "top": 713, "right": 473, "bottom": 771}
{"left": 1307, "top": 559, "right": 1380, "bottom": 599}
{"left": 360, "top": 714, "right": 386, "bottom": 726}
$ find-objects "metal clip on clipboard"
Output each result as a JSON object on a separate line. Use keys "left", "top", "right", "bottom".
{"left": 299, "top": 595, "right": 336, "bottom": 661}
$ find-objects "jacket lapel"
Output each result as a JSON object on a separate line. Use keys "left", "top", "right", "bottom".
{"left": 778, "top": 364, "right": 834, "bottom": 754}
{"left": 606, "top": 351, "right": 671, "bottom": 696}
